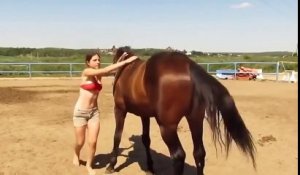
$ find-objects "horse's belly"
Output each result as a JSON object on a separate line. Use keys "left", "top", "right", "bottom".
{"left": 127, "top": 103, "right": 155, "bottom": 117}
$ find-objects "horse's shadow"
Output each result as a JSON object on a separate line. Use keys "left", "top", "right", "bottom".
{"left": 93, "top": 135, "right": 196, "bottom": 175}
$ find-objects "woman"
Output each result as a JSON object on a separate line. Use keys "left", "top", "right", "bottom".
{"left": 72, "top": 50, "right": 137, "bottom": 175}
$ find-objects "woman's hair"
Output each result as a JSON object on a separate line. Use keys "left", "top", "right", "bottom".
{"left": 85, "top": 50, "right": 100, "bottom": 66}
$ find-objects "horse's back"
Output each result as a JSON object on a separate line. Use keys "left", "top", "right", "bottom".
{"left": 145, "top": 51, "right": 192, "bottom": 83}
{"left": 144, "top": 52, "right": 194, "bottom": 119}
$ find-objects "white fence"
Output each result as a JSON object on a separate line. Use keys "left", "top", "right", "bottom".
{"left": 0, "top": 62, "right": 110, "bottom": 77}
{"left": 0, "top": 61, "right": 297, "bottom": 82}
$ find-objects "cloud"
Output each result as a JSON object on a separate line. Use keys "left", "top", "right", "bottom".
{"left": 230, "top": 2, "right": 253, "bottom": 9}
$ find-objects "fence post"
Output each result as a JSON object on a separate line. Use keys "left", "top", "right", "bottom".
{"left": 28, "top": 63, "right": 32, "bottom": 78}
{"left": 234, "top": 62, "right": 237, "bottom": 79}
{"left": 276, "top": 61, "right": 280, "bottom": 81}
{"left": 70, "top": 64, "right": 73, "bottom": 77}
{"left": 207, "top": 64, "right": 210, "bottom": 73}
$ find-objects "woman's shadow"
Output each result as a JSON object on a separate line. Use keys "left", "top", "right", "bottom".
{"left": 93, "top": 135, "right": 196, "bottom": 174}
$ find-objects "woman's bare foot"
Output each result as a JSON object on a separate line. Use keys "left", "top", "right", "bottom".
{"left": 87, "top": 166, "right": 96, "bottom": 175}
{"left": 73, "top": 154, "right": 80, "bottom": 166}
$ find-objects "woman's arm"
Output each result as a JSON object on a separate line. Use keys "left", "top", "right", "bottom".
{"left": 96, "top": 52, "right": 128, "bottom": 77}
{"left": 83, "top": 56, "right": 138, "bottom": 76}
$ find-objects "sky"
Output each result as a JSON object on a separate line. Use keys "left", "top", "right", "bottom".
{"left": 0, "top": 0, "right": 298, "bottom": 52}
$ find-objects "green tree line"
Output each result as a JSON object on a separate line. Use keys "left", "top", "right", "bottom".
{"left": 0, "top": 47, "right": 297, "bottom": 77}
{"left": 0, "top": 47, "right": 296, "bottom": 58}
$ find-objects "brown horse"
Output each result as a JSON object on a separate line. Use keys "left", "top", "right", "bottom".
{"left": 105, "top": 47, "right": 256, "bottom": 175}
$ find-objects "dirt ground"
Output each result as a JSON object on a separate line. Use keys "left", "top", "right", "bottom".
{"left": 0, "top": 77, "right": 298, "bottom": 175}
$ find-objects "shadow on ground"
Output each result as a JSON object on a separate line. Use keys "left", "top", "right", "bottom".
{"left": 93, "top": 135, "right": 196, "bottom": 175}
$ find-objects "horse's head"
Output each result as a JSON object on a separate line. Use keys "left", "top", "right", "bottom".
{"left": 113, "top": 46, "right": 135, "bottom": 63}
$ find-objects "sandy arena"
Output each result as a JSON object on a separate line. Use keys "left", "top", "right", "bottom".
{"left": 0, "top": 77, "right": 297, "bottom": 175}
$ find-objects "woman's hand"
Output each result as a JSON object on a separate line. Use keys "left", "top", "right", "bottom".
{"left": 117, "top": 52, "right": 128, "bottom": 62}
{"left": 125, "top": 56, "right": 138, "bottom": 64}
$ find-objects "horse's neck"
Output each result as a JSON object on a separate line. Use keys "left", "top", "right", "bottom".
{"left": 113, "top": 59, "right": 144, "bottom": 93}
{"left": 121, "top": 58, "right": 143, "bottom": 73}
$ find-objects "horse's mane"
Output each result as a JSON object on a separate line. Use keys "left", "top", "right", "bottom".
{"left": 113, "top": 46, "right": 135, "bottom": 63}
{"left": 112, "top": 46, "right": 136, "bottom": 94}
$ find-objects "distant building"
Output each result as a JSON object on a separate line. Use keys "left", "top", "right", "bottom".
{"left": 186, "top": 51, "right": 192, "bottom": 55}
{"left": 111, "top": 45, "right": 116, "bottom": 52}
{"left": 166, "top": 46, "right": 173, "bottom": 51}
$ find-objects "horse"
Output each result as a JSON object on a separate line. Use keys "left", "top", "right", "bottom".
{"left": 105, "top": 46, "right": 256, "bottom": 175}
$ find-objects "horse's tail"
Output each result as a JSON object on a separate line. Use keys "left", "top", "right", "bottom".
{"left": 189, "top": 61, "right": 256, "bottom": 169}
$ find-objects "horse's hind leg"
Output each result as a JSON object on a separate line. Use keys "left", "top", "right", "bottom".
{"left": 158, "top": 122, "right": 186, "bottom": 175}
{"left": 141, "top": 117, "right": 154, "bottom": 175}
{"left": 106, "top": 106, "right": 127, "bottom": 174}
{"left": 186, "top": 109, "right": 206, "bottom": 175}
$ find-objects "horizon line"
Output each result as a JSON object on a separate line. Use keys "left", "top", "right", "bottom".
{"left": 0, "top": 46, "right": 296, "bottom": 54}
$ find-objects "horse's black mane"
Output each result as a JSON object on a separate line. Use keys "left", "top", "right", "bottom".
{"left": 113, "top": 46, "right": 135, "bottom": 63}
{"left": 112, "top": 46, "right": 136, "bottom": 94}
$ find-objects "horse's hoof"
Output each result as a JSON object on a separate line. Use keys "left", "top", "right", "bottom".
{"left": 105, "top": 167, "right": 115, "bottom": 174}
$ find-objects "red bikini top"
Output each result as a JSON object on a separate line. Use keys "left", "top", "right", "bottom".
{"left": 80, "top": 81, "right": 102, "bottom": 91}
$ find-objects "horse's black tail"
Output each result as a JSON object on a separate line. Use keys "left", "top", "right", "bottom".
{"left": 189, "top": 61, "right": 256, "bottom": 169}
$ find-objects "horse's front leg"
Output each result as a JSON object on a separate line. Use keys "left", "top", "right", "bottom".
{"left": 141, "top": 117, "right": 154, "bottom": 175}
{"left": 105, "top": 106, "right": 127, "bottom": 174}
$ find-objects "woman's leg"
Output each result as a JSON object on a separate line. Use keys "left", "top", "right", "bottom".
{"left": 86, "top": 116, "right": 100, "bottom": 174}
{"left": 73, "top": 125, "right": 87, "bottom": 166}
